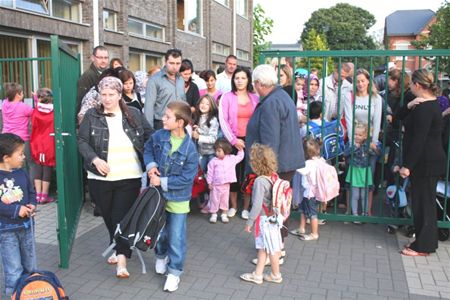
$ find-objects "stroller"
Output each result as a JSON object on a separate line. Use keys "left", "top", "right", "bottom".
{"left": 436, "top": 180, "right": 450, "bottom": 241}
{"left": 386, "top": 178, "right": 414, "bottom": 236}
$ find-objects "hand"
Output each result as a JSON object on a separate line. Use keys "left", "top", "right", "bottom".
{"left": 399, "top": 167, "right": 410, "bottom": 178}
{"left": 147, "top": 167, "right": 160, "bottom": 178}
{"left": 150, "top": 174, "right": 161, "bottom": 186}
{"left": 407, "top": 97, "right": 426, "bottom": 109}
{"left": 92, "top": 158, "right": 110, "bottom": 176}
{"left": 386, "top": 115, "right": 393, "bottom": 123}
{"left": 26, "top": 204, "right": 37, "bottom": 217}
{"left": 244, "top": 225, "right": 252, "bottom": 233}
{"left": 192, "top": 130, "right": 199, "bottom": 140}
{"left": 235, "top": 139, "right": 245, "bottom": 151}
{"left": 370, "top": 142, "right": 380, "bottom": 154}
{"left": 392, "top": 165, "right": 400, "bottom": 173}
{"left": 18, "top": 205, "right": 32, "bottom": 218}
{"left": 208, "top": 184, "right": 213, "bottom": 190}
{"left": 443, "top": 107, "right": 450, "bottom": 117}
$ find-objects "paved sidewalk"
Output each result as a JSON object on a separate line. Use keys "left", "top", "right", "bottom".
{"left": 1, "top": 202, "right": 449, "bottom": 299}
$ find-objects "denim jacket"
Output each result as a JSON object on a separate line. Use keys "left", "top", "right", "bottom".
{"left": 78, "top": 107, "right": 153, "bottom": 176}
{"left": 144, "top": 129, "right": 198, "bottom": 201}
{"left": 344, "top": 143, "right": 376, "bottom": 168}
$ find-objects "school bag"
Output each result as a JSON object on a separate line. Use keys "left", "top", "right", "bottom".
{"left": 308, "top": 120, "right": 345, "bottom": 160}
{"left": 309, "top": 158, "right": 340, "bottom": 202}
{"left": 264, "top": 173, "right": 292, "bottom": 221}
{"left": 102, "top": 185, "right": 166, "bottom": 273}
{"left": 11, "top": 270, "right": 68, "bottom": 300}
{"left": 192, "top": 164, "right": 207, "bottom": 198}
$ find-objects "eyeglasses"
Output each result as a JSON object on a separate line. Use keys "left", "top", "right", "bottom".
{"left": 95, "top": 55, "right": 109, "bottom": 60}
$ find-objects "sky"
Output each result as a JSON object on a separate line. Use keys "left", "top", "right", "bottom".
{"left": 253, "top": 0, "right": 445, "bottom": 44}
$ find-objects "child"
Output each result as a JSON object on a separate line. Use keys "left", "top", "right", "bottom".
{"left": 144, "top": 101, "right": 198, "bottom": 292}
{"left": 299, "top": 100, "right": 322, "bottom": 138}
{"left": 344, "top": 122, "right": 379, "bottom": 222}
{"left": 291, "top": 137, "right": 323, "bottom": 241}
{"left": 0, "top": 133, "right": 37, "bottom": 297}
{"left": 240, "top": 143, "right": 283, "bottom": 285}
{"left": 30, "top": 88, "right": 55, "bottom": 204}
{"left": 192, "top": 94, "right": 220, "bottom": 175}
{"left": 205, "top": 138, "right": 244, "bottom": 223}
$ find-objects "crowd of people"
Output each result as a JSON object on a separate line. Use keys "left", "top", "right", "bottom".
{"left": 1, "top": 44, "right": 449, "bottom": 295}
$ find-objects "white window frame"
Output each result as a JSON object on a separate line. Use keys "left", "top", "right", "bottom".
{"left": 129, "top": 51, "right": 163, "bottom": 72}
{"left": 103, "top": 9, "right": 117, "bottom": 32}
{"left": 212, "top": 42, "right": 230, "bottom": 57}
{"left": 177, "top": 0, "right": 203, "bottom": 36}
{"left": 236, "top": 0, "right": 248, "bottom": 18}
{"left": 128, "top": 17, "right": 165, "bottom": 42}
{"left": 237, "top": 49, "right": 249, "bottom": 61}
{"left": 395, "top": 42, "right": 410, "bottom": 60}
{"left": 1, "top": 0, "right": 82, "bottom": 23}
{"left": 214, "top": 0, "right": 229, "bottom": 7}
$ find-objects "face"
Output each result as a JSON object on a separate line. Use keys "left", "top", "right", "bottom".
{"left": 295, "top": 78, "right": 305, "bottom": 92}
{"left": 356, "top": 74, "right": 369, "bottom": 94}
{"left": 225, "top": 58, "right": 237, "bottom": 74}
{"left": 215, "top": 147, "right": 225, "bottom": 159}
{"left": 162, "top": 108, "right": 179, "bottom": 130}
{"left": 112, "top": 61, "right": 122, "bottom": 69}
{"left": 92, "top": 49, "right": 109, "bottom": 70}
{"left": 198, "top": 98, "right": 211, "bottom": 114}
{"left": 233, "top": 71, "right": 249, "bottom": 92}
{"left": 100, "top": 88, "right": 121, "bottom": 111}
{"left": 5, "top": 144, "right": 25, "bottom": 169}
{"left": 410, "top": 81, "right": 419, "bottom": 96}
{"left": 123, "top": 78, "right": 134, "bottom": 94}
{"left": 180, "top": 69, "right": 192, "bottom": 83}
{"left": 279, "top": 69, "right": 287, "bottom": 86}
{"left": 165, "top": 55, "right": 182, "bottom": 76}
{"left": 206, "top": 76, "right": 216, "bottom": 90}
{"left": 354, "top": 128, "right": 367, "bottom": 144}
{"left": 309, "top": 79, "right": 319, "bottom": 95}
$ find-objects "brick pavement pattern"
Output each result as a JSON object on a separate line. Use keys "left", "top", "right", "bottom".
{"left": 1, "top": 202, "right": 447, "bottom": 299}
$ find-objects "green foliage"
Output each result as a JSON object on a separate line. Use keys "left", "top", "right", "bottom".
{"left": 253, "top": 4, "right": 274, "bottom": 67}
{"left": 300, "top": 3, "right": 377, "bottom": 51}
{"left": 298, "top": 29, "right": 334, "bottom": 75}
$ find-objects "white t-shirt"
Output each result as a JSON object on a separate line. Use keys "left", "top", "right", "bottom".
{"left": 216, "top": 71, "right": 232, "bottom": 94}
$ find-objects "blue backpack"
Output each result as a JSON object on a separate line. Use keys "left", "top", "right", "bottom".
{"left": 308, "top": 120, "right": 345, "bottom": 160}
{"left": 12, "top": 270, "right": 68, "bottom": 299}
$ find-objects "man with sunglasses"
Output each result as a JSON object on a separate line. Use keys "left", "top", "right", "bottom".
{"left": 76, "top": 45, "right": 110, "bottom": 113}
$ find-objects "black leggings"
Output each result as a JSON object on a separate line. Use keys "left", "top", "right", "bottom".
{"left": 31, "top": 164, "right": 53, "bottom": 182}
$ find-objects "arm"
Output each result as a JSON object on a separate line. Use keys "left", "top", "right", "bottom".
{"left": 144, "top": 77, "right": 157, "bottom": 127}
{"left": 371, "top": 95, "right": 383, "bottom": 143}
{"left": 77, "top": 113, "right": 99, "bottom": 165}
{"left": 139, "top": 111, "right": 154, "bottom": 141}
{"left": 246, "top": 178, "right": 270, "bottom": 228}
{"left": 198, "top": 117, "right": 219, "bottom": 145}
{"left": 143, "top": 133, "right": 158, "bottom": 172}
{"left": 218, "top": 93, "right": 238, "bottom": 145}
{"left": 258, "top": 99, "right": 281, "bottom": 154}
{"left": 343, "top": 92, "right": 353, "bottom": 143}
{"left": 206, "top": 160, "right": 215, "bottom": 185}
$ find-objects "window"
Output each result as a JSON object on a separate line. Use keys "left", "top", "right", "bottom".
{"left": 128, "top": 18, "right": 164, "bottom": 41}
{"left": 236, "top": 0, "right": 247, "bottom": 17}
{"left": 177, "top": 0, "right": 202, "bottom": 35}
{"left": 395, "top": 42, "right": 410, "bottom": 60}
{"left": 215, "top": 0, "right": 229, "bottom": 7}
{"left": 103, "top": 10, "right": 117, "bottom": 31}
{"left": 237, "top": 49, "right": 249, "bottom": 61}
{"left": 212, "top": 42, "right": 230, "bottom": 56}
{"left": 129, "top": 51, "right": 163, "bottom": 72}
{"left": 2, "top": 0, "right": 81, "bottom": 22}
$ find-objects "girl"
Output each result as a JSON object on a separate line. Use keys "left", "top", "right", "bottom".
{"left": 144, "top": 101, "right": 198, "bottom": 292}
{"left": 119, "top": 69, "right": 144, "bottom": 111}
{"left": 240, "top": 143, "right": 283, "bottom": 285}
{"left": 199, "top": 70, "right": 222, "bottom": 103}
{"left": 205, "top": 138, "right": 244, "bottom": 223}
{"left": 291, "top": 137, "right": 323, "bottom": 241}
{"left": 30, "top": 88, "right": 56, "bottom": 204}
{"left": 344, "top": 123, "right": 379, "bottom": 221}
{"left": 192, "top": 94, "right": 220, "bottom": 173}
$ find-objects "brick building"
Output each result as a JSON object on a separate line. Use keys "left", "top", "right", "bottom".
{"left": 0, "top": 0, "right": 253, "bottom": 78}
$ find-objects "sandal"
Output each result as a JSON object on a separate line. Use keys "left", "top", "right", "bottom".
{"left": 299, "top": 233, "right": 319, "bottom": 241}
{"left": 263, "top": 272, "right": 283, "bottom": 283}
{"left": 240, "top": 272, "right": 263, "bottom": 284}
{"left": 116, "top": 266, "right": 130, "bottom": 278}
{"left": 107, "top": 253, "right": 118, "bottom": 265}
{"left": 289, "top": 228, "right": 305, "bottom": 236}
{"left": 400, "top": 247, "right": 430, "bottom": 257}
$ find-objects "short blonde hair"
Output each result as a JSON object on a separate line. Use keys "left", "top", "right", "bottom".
{"left": 250, "top": 143, "right": 278, "bottom": 176}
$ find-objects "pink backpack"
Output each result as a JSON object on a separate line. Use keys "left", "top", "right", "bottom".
{"left": 268, "top": 173, "right": 292, "bottom": 221}
{"left": 309, "top": 158, "right": 340, "bottom": 202}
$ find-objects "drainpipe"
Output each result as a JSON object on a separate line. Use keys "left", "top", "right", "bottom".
{"left": 232, "top": 0, "right": 236, "bottom": 55}
{"left": 93, "top": 0, "right": 99, "bottom": 46}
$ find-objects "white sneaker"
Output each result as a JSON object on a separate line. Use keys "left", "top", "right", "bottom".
{"left": 221, "top": 214, "right": 229, "bottom": 223}
{"left": 241, "top": 210, "right": 249, "bottom": 220}
{"left": 227, "top": 208, "right": 237, "bottom": 218}
{"left": 163, "top": 274, "right": 180, "bottom": 292}
{"left": 155, "top": 256, "right": 169, "bottom": 275}
{"left": 209, "top": 213, "right": 217, "bottom": 223}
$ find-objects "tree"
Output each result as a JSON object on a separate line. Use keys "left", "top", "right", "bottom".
{"left": 298, "top": 29, "right": 334, "bottom": 75}
{"left": 300, "top": 3, "right": 376, "bottom": 51}
{"left": 253, "top": 4, "right": 273, "bottom": 66}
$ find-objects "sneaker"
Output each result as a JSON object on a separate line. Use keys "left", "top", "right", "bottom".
{"left": 251, "top": 257, "right": 284, "bottom": 266}
{"left": 299, "top": 233, "right": 319, "bottom": 241}
{"left": 227, "top": 208, "right": 237, "bottom": 218}
{"left": 240, "top": 272, "right": 263, "bottom": 284}
{"left": 221, "top": 214, "right": 229, "bottom": 223}
{"left": 241, "top": 209, "right": 249, "bottom": 220}
{"left": 43, "top": 196, "right": 56, "bottom": 204}
{"left": 209, "top": 213, "right": 217, "bottom": 223}
{"left": 155, "top": 257, "right": 169, "bottom": 275}
{"left": 263, "top": 272, "right": 283, "bottom": 283}
{"left": 163, "top": 274, "right": 180, "bottom": 292}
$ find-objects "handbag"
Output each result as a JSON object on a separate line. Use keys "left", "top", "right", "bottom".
{"left": 241, "top": 173, "right": 257, "bottom": 195}
{"left": 192, "top": 164, "right": 208, "bottom": 198}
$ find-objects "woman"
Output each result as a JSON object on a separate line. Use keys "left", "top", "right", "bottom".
{"left": 78, "top": 77, "right": 153, "bottom": 278}
{"left": 399, "top": 69, "right": 446, "bottom": 256}
{"left": 218, "top": 67, "right": 259, "bottom": 219}
{"left": 180, "top": 59, "right": 200, "bottom": 111}
{"left": 199, "top": 69, "right": 222, "bottom": 103}
{"left": 342, "top": 68, "right": 382, "bottom": 216}
{"left": 278, "top": 64, "right": 298, "bottom": 105}
{"left": 118, "top": 69, "right": 144, "bottom": 111}
{"left": 110, "top": 58, "right": 124, "bottom": 69}
{"left": 302, "top": 74, "right": 322, "bottom": 102}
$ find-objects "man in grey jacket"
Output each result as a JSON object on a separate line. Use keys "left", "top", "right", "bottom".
{"left": 144, "top": 49, "right": 186, "bottom": 129}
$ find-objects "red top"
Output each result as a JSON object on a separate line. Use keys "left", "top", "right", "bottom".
{"left": 236, "top": 100, "right": 253, "bottom": 137}
{"left": 30, "top": 105, "right": 55, "bottom": 167}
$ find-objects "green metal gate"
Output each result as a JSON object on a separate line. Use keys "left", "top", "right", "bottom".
{"left": 0, "top": 35, "right": 83, "bottom": 268}
{"left": 260, "top": 49, "right": 450, "bottom": 228}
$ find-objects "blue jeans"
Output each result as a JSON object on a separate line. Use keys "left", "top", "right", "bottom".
{"left": 199, "top": 153, "right": 215, "bottom": 173}
{"left": 0, "top": 228, "right": 36, "bottom": 296}
{"left": 155, "top": 211, "right": 187, "bottom": 277}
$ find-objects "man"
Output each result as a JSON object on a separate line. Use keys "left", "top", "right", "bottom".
{"left": 321, "top": 62, "right": 353, "bottom": 121}
{"left": 76, "top": 45, "right": 109, "bottom": 112}
{"left": 216, "top": 55, "right": 237, "bottom": 93}
{"left": 144, "top": 49, "right": 186, "bottom": 129}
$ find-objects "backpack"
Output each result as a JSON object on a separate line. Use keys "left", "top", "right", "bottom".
{"left": 265, "top": 173, "right": 292, "bottom": 221}
{"left": 12, "top": 270, "right": 68, "bottom": 300}
{"left": 308, "top": 120, "right": 345, "bottom": 160}
{"left": 103, "top": 186, "right": 166, "bottom": 273}
{"left": 192, "top": 164, "right": 207, "bottom": 198}
{"left": 309, "top": 158, "right": 340, "bottom": 202}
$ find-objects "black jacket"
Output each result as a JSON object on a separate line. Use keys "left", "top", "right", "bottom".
{"left": 76, "top": 63, "right": 101, "bottom": 113}
{"left": 78, "top": 106, "right": 153, "bottom": 176}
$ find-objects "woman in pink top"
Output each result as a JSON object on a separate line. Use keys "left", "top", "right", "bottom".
{"left": 199, "top": 70, "right": 222, "bottom": 103}
{"left": 218, "top": 67, "right": 259, "bottom": 220}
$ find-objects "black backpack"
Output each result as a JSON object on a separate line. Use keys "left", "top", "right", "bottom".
{"left": 103, "top": 186, "right": 166, "bottom": 273}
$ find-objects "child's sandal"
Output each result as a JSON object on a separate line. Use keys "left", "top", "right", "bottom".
{"left": 240, "top": 272, "right": 263, "bottom": 284}
{"left": 263, "top": 272, "right": 283, "bottom": 283}
{"left": 289, "top": 228, "right": 305, "bottom": 236}
{"left": 300, "top": 233, "right": 319, "bottom": 241}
